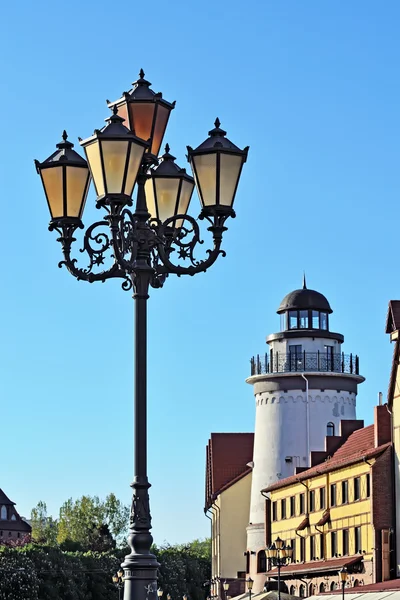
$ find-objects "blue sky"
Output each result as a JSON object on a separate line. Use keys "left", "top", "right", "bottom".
{"left": 1, "top": 1, "right": 400, "bottom": 544}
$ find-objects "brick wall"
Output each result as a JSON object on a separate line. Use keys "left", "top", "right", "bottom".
{"left": 372, "top": 446, "right": 393, "bottom": 529}
{"left": 374, "top": 405, "right": 392, "bottom": 447}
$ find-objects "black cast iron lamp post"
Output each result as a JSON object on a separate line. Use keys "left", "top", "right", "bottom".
{"left": 246, "top": 577, "right": 253, "bottom": 600}
{"left": 113, "top": 570, "right": 125, "bottom": 600}
{"left": 266, "top": 537, "right": 293, "bottom": 600}
{"left": 223, "top": 580, "right": 229, "bottom": 600}
{"left": 340, "top": 568, "right": 348, "bottom": 600}
{"left": 35, "top": 70, "right": 248, "bottom": 600}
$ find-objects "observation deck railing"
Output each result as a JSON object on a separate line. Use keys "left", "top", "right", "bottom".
{"left": 250, "top": 352, "right": 360, "bottom": 376}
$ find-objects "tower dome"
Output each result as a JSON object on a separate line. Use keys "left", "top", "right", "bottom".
{"left": 277, "top": 287, "right": 332, "bottom": 314}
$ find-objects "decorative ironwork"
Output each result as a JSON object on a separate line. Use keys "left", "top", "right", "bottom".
{"left": 250, "top": 352, "right": 360, "bottom": 376}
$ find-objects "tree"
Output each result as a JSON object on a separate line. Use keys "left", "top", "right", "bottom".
{"left": 30, "top": 501, "right": 58, "bottom": 546}
{"left": 57, "top": 494, "right": 129, "bottom": 551}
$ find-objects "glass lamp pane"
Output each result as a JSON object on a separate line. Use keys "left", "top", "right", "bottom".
{"left": 144, "top": 178, "right": 157, "bottom": 220}
{"left": 129, "top": 103, "right": 155, "bottom": 143}
{"left": 193, "top": 154, "right": 217, "bottom": 206}
{"left": 219, "top": 154, "right": 243, "bottom": 206}
{"left": 124, "top": 143, "right": 146, "bottom": 196}
{"left": 175, "top": 179, "right": 195, "bottom": 228}
{"left": 41, "top": 166, "right": 64, "bottom": 218}
{"left": 116, "top": 104, "right": 129, "bottom": 127}
{"left": 66, "top": 167, "right": 90, "bottom": 217}
{"left": 102, "top": 140, "right": 129, "bottom": 194}
{"left": 85, "top": 142, "right": 105, "bottom": 196}
{"left": 154, "top": 178, "right": 180, "bottom": 222}
{"left": 152, "top": 105, "right": 170, "bottom": 156}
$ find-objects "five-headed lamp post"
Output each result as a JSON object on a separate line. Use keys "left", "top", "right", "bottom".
{"left": 35, "top": 70, "right": 248, "bottom": 600}
{"left": 266, "top": 537, "right": 293, "bottom": 600}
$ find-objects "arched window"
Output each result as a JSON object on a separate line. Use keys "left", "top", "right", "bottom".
{"left": 299, "top": 584, "right": 305, "bottom": 597}
{"left": 353, "top": 580, "right": 359, "bottom": 588}
{"left": 245, "top": 551, "right": 250, "bottom": 574}
{"left": 327, "top": 422, "right": 335, "bottom": 437}
{"left": 309, "top": 583, "right": 315, "bottom": 596}
{"left": 319, "top": 583, "right": 325, "bottom": 593}
{"left": 330, "top": 582, "right": 337, "bottom": 591}
{"left": 290, "top": 586, "right": 296, "bottom": 596}
{"left": 257, "top": 550, "right": 267, "bottom": 573}
{"left": 11, "top": 514, "right": 16, "bottom": 521}
{"left": 0, "top": 506, "right": 7, "bottom": 520}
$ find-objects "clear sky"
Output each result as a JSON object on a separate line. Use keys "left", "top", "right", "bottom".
{"left": 1, "top": 0, "right": 400, "bottom": 545}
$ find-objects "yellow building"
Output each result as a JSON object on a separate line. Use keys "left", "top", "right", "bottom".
{"left": 205, "top": 433, "right": 253, "bottom": 598}
{"left": 260, "top": 406, "right": 393, "bottom": 597}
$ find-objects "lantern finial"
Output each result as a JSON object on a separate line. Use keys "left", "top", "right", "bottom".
{"left": 62, "top": 130, "right": 68, "bottom": 142}
{"left": 165, "top": 143, "right": 170, "bottom": 154}
{"left": 139, "top": 68, "right": 145, "bottom": 79}
{"left": 214, "top": 118, "right": 221, "bottom": 128}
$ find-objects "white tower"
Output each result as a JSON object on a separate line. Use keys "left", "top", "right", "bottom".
{"left": 245, "top": 280, "right": 365, "bottom": 590}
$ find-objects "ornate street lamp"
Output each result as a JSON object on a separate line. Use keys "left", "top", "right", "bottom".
{"left": 340, "top": 568, "right": 348, "bottom": 600}
{"left": 266, "top": 538, "right": 293, "bottom": 600}
{"left": 112, "top": 570, "right": 125, "bottom": 600}
{"left": 35, "top": 71, "right": 248, "bottom": 600}
{"left": 108, "top": 69, "right": 175, "bottom": 159}
{"left": 246, "top": 577, "right": 254, "bottom": 600}
{"left": 223, "top": 580, "right": 229, "bottom": 600}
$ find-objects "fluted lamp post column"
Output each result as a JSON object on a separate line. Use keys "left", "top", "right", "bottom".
{"left": 35, "top": 70, "right": 248, "bottom": 600}
{"left": 340, "top": 568, "right": 348, "bottom": 600}
{"left": 266, "top": 537, "right": 293, "bottom": 600}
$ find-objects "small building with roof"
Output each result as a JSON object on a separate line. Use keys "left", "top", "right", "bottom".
{"left": 261, "top": 405, "right": 394, "bottom": 595}
{"left": 0, "top": 488, "right": 31, "bottom": 544}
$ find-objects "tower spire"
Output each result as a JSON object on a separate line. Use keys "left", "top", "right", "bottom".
{"left": 303, "top": 272, "right": 307, "bottom": 289}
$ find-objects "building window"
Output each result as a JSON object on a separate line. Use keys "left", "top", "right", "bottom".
{"left": 8, "top": 532, "right": 11, "bottom": 537}
{"left": 355, "top": 527, "right": 362, "bottom": 553}
{"left": 299, "top": 584, "right": 305, "bottom": 597}
{"left": 320, "top": 312, "right": 328, "bottom": 330}
{"left": 342, "top": 529, "right": 349, "bottom": 555}
{"left": 331, "top": 531, "right": 337, "bottom": 557}
{"left": 309, "top": 490, "right": 315, "bottom": 512}
{"left": 353, "top": 580, "right": 359, "bottom": 588}
{"left": 290, "top": 586, "right": 296, "bottom": 596}
{"left": 245, "top": 551, "right": 250, "bottom": 574}
{"left": 300, "top": 536, "right": 305, "bottom": 562}
{"left": 327, "top": 422, "right": 335, "bottom": 437}
{"left": 319, "top": 487, "right": 326, "bottom": 510}
{"left": 290, "top": 538, "right": 296, "bottom": 562}
{"left": 312, "top": 311, "right": 319, "bottom": 328}
{"left": 17, "top": 532, "right": 20, "bottom": 539}
{"left": 366, "top": 473, "right": 371, "bottom": 498}
{"left": 290, "top": 496, "right": 295, "bottom": 517}
{"left": 309, "top": 584, "right": 316, "bottom": 597}
{"left": 11, "top": 514, "right": 16, "bottom": 521}
{"left": 331, "top": 582, "right": 337, "bottom": 591}
{"left": 319, "top": 533, "right": 325, "bottom": 559}
{"left": 0, "top": 531, "right": 2, "bottom": 537}
{"left": 309, "top": 535, "right": 315, "bottom": 560}
{"left": 354, "top": 477, "right": 360, "bottom": 501}
{"left": 330, "top": 484, "right": 336, "bottom": 507}
{"left": 272, "top": 502, "right": 277, "bottom": 521}
{"left": 299, "top": 310, "right": 308, "bottom": 328}
{"left": 299, "top": 493, "right": 305, "bottom": 514}
{"left": 289, "top": 311, "right": 298, "bottom": 329}
{"left": 281, "top": 499, "right": 286, "bottom": 519}
{"left": 257, "top": 550, "right": 266, "bottom": 573}
{"left": 342, "top": 480, "right": 348, "bottom": 504}
{"left": 319, "top": 583, "right": 325, "bottom": 593}
{"left": 0, "top": 506, "right": 6, "bottom": 520}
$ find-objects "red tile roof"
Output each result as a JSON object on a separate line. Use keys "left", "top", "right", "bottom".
{"left": 264, "top": 425, "right": 390, "bottom": 492}
{"left": 269, "top": 556, "right": 362, "bottom": 577}
{"left": 325, "top": 578, "right": 400, "bottom": 594}
{"left": 205, "top": 433, "right": 253, "bottom": 509}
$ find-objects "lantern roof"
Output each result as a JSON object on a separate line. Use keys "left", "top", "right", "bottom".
{"left": 189, "top": 118, "right": 249, "bottom": 157}
{"left": 36, "top": 131, "right": 87, "bottom": 167}
{"left": 108, "top": 69, "right": 175, "bottom": 109}
{"left": 152, "top": 144, "right": 193, "bottom": 181}
{"left": 79, "top": 106, "right": 150, "bottom": 147}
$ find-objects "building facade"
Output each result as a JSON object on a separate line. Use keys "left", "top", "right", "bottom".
{"left": 0, "top": 488, "right": 31, "bottom": 544}
{"left": 386, "top": 300, "right": 400, "bottom": 576}
{"left": 205, "top": 433, "right": 254, "bottom": 597}
{"left": 260, "top": 406, "right": 394, "bottom": 596}
{"left": 245, "top": 282, "right": 364, "bottom": 591}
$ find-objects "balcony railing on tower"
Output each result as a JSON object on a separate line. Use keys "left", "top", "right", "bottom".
{"left": 250, "top": 352, "right": 360, "bottom": 376}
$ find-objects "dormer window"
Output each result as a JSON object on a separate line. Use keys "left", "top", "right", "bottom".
{"left": 0, "top": 506, "right": 7, "bottom": 520}
{"left": 11, "top": 514, "right": 16, "bottom": 521}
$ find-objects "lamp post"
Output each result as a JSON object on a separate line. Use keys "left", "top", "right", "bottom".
{"left": 112, "top": 570, "right": 125, "bottom": 600}
{"left": 246, "top": 577, "right": 253, "bottom": 600}
{"left": 266, "top": 537, "right": 293, "bottom": 600}
{"left": 35, "top": 70, "right": 248, "bottom": 600}
{"left": 223, "top": 580, "right": 229, "bottom": 600}
{"left": 340, "top": 568, "right": 348, "bottom": 600}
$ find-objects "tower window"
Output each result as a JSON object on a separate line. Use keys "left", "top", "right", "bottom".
{"left": 257, "top": 550, "right": 267, "bottom": 573}
{"left": 299, "top": 310, "right": 308, "bottom": 328}
{"left": 327, "top": 422, "right": 335, "bottom": 437}
{"left": 289, "top": 311, "right": 298, "bottom": 329}
{"left": 320, "top": 312, "right": 328, "bottom": 330}
{"left": 0, "top": 506, "right": 6, "bottom": 520}
{"left": 312, "top": 310, "right": 319, "bottom": 328}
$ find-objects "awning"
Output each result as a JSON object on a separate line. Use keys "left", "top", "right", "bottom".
{"left": 316, "top": 510, "right": 330, "bottom": 526}
{"left": 268, "top": 555, "right": 362, "bottom": 578}
{"left": 296, "top": 516, "right": 309, "bottom": 531}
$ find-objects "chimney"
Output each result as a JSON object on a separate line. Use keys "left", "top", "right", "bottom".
{"left": 374, "top": 405, "right": 391, "bottom": 447}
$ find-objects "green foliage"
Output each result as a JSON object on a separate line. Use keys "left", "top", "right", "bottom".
{"left": 31, "top": 501, "right": 58, "bottom": 546}
{"left": 0, "top": 548, "right": 39, "bottom": 600}
{"left": 57, "top": 494, "right": 129, "bottom": 551}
